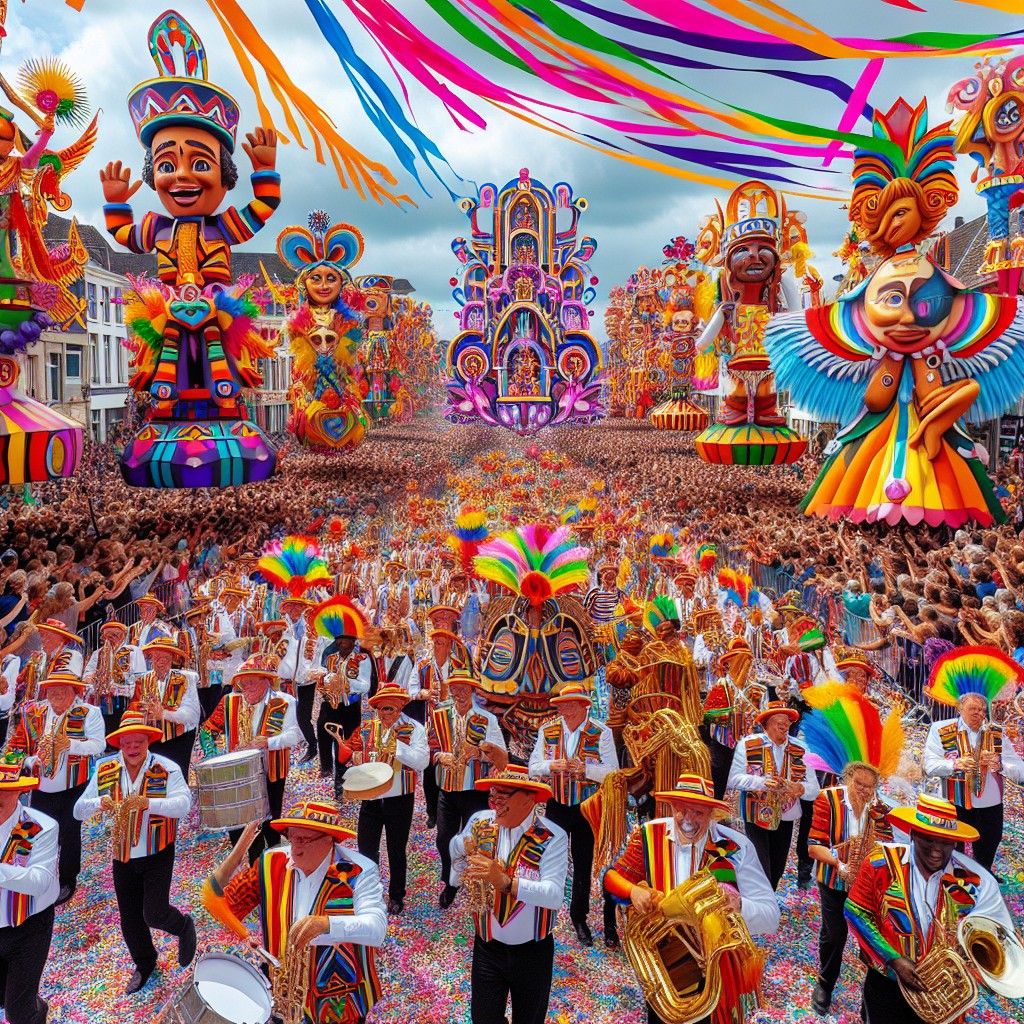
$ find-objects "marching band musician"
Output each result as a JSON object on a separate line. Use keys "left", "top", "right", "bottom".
{"left": 130, "top": 636, "right": 201, "bottom": 779}
{"left": 6, "top": 671, "right": 105, "bottom": 906}
{"left": 636, "top": 598, "right": 703, "bottom": 726}
{"left": 807, "top": 761, "right": 894, "bottom": 1016}
{"left": 316, "top": 618, "right": 372, "bottom": 787}
{"left": 200, "top": 653, "right": 302, "bottom": 863}
{"left": 200, "top": 597, "right": 245, "bottom": 718}
{"left": 432, "top": 667, "right": 508, "bottom": 909}
{"left": 449, "top": 765, "right": 569, "bottom": 1024}
{"left": 603, "top": 773, "right": 779, "bottom": 1024}
{"left": 351, "top": 683, "right": 429, "bottom": 915}
{"left": 375, "top": 559, "right": 410, "bottom": 627}
{"left": 73, "top": 708, "right": 195, "bottom": 995}
{"left": 728, "top": 700, "right": 820, "bottom": 891}
{"left": 605, "top": 628, "right": 646, "bottom": 763}
{"left": 845, "top": 794, "right": 1015, "bottom": 1024}
{"left": 528, "top": 681, "right": 617, "bottom": 947}
{"left": 922, "top": 690, "right": 1024, "bottom": 872}
{"left": 278, "top": 595, "right": 326, "bottom": 761}
{"left": 84, "top": 619, "right": 134, "bottom": 738}
{"left": 175, "top": 601, "right": 219, "bottom": 723}
{"left": 126, "top": 594, "right": 173, "bottom": 676}
{"left": 204, "top": 801, "right": 388, "bottom": 1024}
{"left": 21, "top": 619, "right": 85, "bottom": 705}
{"left": 0, "top": 767, "right": 60, "bottom": 1024}
{"left": 334, "top": 544, "right": 364, "bottom": 600}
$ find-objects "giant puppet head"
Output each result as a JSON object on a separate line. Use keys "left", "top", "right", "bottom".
{"left": 473, "top": 524, "right": 598, "bottom": 757}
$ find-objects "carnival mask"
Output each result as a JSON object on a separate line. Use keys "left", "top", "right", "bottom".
{"left": 726, "top": 240, "right": 778, "bottom": 284}
{"left": 304, "top": 266, "right": 344, "bottom": 308}
{"left": 310, "top": 325, "right": 340, "bottom": 359}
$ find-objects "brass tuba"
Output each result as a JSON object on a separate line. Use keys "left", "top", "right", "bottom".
{"left": 623, "top": 869, "right": 762, "bottom": 1024}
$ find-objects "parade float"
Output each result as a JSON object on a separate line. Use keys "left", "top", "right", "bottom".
{"left": 445, "top": 168, "right": 605, "bottom": 435}
{"left": 277, "top": 210, "right": 368, "bottom": 451}
{"left": 104, "top": 10, "right": 280, "bottom": 488}
{"left": 765, "top": 98, "right": 1024, "bottom": 527}
{"left": 355, "top": 273, "right": 403, "bottom": 424}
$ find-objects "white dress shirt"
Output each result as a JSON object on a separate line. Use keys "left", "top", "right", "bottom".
{"left": 376, "top": 715, "right": 429, "bottom": 800}
{"left": 24, "top": 701, "right": 105, "bottom": 794}
{"left": 0, "top": 805, "right": 59, "bottom": 926}
{"left": 278, "top": 617, "right": 327, "bottom": 687}
{"left": 527, "top": 713, "right": 618, "bottom": 787}
{"left": 73, "top": 751, "right": 192, "bottom": 858}
{"left": 250, "top": 691, "right": 303, "bottom": 756}
{"left": 450, "top": 808, "right": 569, "bottom": 944}
{"left": 728, "top": 735, "right": 821, "bottom": 822}
{"left": 0, "top": 656, "right": 17, "bottom": 715}
{"left": 923, "top": 717, "right": 1024, "bottom": 808}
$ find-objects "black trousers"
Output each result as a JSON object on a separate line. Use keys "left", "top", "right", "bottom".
{"left": 817, "top": 883, "right": 850, "bottom": 991}
{"left": 862, "top": 967, "right": 928, "bottom": 1024}
{"left": 228, "top": 775, "right": 286, "bottom": 865}
{"left": 436, "top": 788, "right": 489, "bottom": 887}
{"left": 709, "top": 737, "right": 734, "bottom": 802}
{"left": 471, "top": 932, "right": 554, "bottom": 1024}
{"left": 544, "top": 799, "right": 593, "bottom": 924}
{"left": 100, "top": 696, "right": 130, "bottom": 750}
{"left": 0, "top": 906, "right": 53, "bottom": 1024}
{"left": 197, "top": 684, "right": 225, "bottom": 726}
{"left": 357, "top": 792, "right": 415, "bottom": 902}
{"left": 31, "top": 783, "right": 87, "bottom": 889}
{"left": 959, "top": 802, "right": 1003, "bottom": 872}
{"left": 796, "top": 798, "right": 815, "bottom": 876}
{"left": 745, "top": 818, "right": 794, "bottom": 892}
{"left": 153, "top": 729, "right": 197, "bottom": 783}
{"left": 318, "top": 700, "right": 361, "bottom": 777}
{"left": 423, "top": 762, "right": 440, "bottom": 822}
{"left": 295, "top": 683, "right": 317, "bottom": 756}
{"left": 111, "top": 843, "right": 189, "bottom": 973}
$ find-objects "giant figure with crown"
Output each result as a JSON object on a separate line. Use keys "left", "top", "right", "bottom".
{"left": 101, "top": 10, "right": 280, "bottom": 488}
{"left": 765, "top": 99, "right": 1024, "bottom": 527}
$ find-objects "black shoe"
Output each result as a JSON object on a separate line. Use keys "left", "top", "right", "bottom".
{"left": 387, "top": 897, "right": 404, "bottom": 915}
{"left": 55, "top": 883, "right": 76, "bottom": 906}
{"left": 438, "top": 885, "right": 458, "bottom": 910}
{"left": 797, "top": 876, "right": 814, "bottom": 891}
{"left": 573, "top": 920, "right": 593, "bottom": 947}
{"left": 125, "top": 967, "right": 154, "bottom": 995}
{"left": 178, "top": 915, "right": 197, "bottom": 967}
{"left": 426, "top": 816, "right": 437, "bottom": 829}
{"left": 811, "top": 984, "right": 832, "bottom": 1015}
{"left": 318, "top": 766, "right": 332, "bottom": 778}
{"left": 604, "top": 926, "right": 620, "bottom": 951}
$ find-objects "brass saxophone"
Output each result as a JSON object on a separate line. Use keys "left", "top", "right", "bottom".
{"left": 834, "top": 806, "right": 878, "bottom": 885}
{"left": 93, "top": 644, "right": 116, "bottom": 703}
{"left": 763, "top": 776, "right": 783, "bottom": 832}
{"left": 464, "top": 818, "right": 499, "bottom": 914}
{"left": 270, "top": 938, "right": 312, "bottom": 1024}
{"left": 138, "top": 672, "right": 163, "bottom": 726}
{"left": 970, "top": 722, "right": 990, "bottom": 799}
{"left": 39, "top": 710, "right": 70, "bottom": 780}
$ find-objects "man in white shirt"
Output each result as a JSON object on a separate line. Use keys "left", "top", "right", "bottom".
{"left": 352, "top": 683, "right": 429, "bottom": 915}
{"left": 0, "top": 767, "right": 59, "bottom": 1024}
{"left": 450, "top": 765, "right": 569, "bottom": 1024}
{"left": 728, "top": 700, "right": 820, "bottom": 891}
{"left": 126, "top": 595, "right": 173, "bottom": 676}
{"left": 74, "top": 708, "right": 195, "bottom": 995}
{"left": 923, "top": 691, "right": 1024, "bottom": 872}
{"left": 84, "top": 619, "right": 134, "bottom": 738}
{"left": 205, "top": 800, "right": 388, "bottom": 1024}
{"left": 528, "top": 681, "right": 616, "bottom": 946}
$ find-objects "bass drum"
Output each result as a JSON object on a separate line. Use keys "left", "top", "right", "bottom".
{"left": 164, "top": 952, "right": 272, "bottom": 1024}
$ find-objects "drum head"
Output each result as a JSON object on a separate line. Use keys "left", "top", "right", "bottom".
{"left": 201, "top": 749, "right": 262, "bottom": 768}
{"left": 193, "top": 953, "right": 272, "bottom": 1023}
{"left": 342, "top": 762, "right": 394, "bottom": 800}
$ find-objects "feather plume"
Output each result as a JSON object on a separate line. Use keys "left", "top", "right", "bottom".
{"left": 257, "top": 536, "right": 332, "bottom": 597}
{"left": 447, "top": 508, "right": 489, "bottom": 575}
{"left": 924, "top": 645, "right": 1022, "bottom": 707}
{"left": 697, "top": 542, "right": 717, "bottom": 573}
{"left": 473, "top": 524, "right": 589, "bottom": 607}
{"left": 643, "top": 594, "right": 679, "bottom": 633}
{"left": 717, "top": 567, "right": 758, "bottom": 608}
{"left": 313, "top": 595, "right": 367, "bottom": 640}
{"left": 649, "top": 532, "right": 676, "bottom": 558}
{"left": 801, "top": 690, "right": 904, "bottom": 776}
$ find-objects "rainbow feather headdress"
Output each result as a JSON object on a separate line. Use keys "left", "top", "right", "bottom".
{"left": 717, "top": 568, "right": 759, "bottom": 609}
{"left": 313, "top": 595, "right": 367, "bottom": 640}
{"left": 697, "top": 542, "right": 716, "bottom": 573}
{"left": 257, "top": 536, "right": 332, "bottom": 598}
{"left": 924, "top": 645, "right": 1022, "bottom": 707}
{"left": 649, "top": 532, "right": 677, "bottom": 559}
{"left": 447, "top": 509, "right": 489, "bottom": 575}
{"left": 801, "top": 690, "right": 904, "bottom": 777}
{"left": 643, "top": 594, "right": 680, "bottom": 633}
{"left": 473, "top": 524, "right": 589, "bottom": 608}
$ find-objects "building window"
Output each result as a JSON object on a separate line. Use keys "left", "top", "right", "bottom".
{"left": 90, "top": 409, "right": 102, "bottom": 441}
{"left": 119, "top": 339, "right": 128, "bottom": 382}
{"left": 46, "top": 351, "right": 62, "bottom": 403}
{"left": 87, "top": 283, "right": 97, "bottom": 321}
{"left": 89, "top": 334, "right": 100, "bottom": 383}
{"left": 105, "top": 334, "right": 114, "bottom": 384}
{"left": 101, "top": 286, "right": 111, "bottom": 323}
{"left": 114, "top": 287, "right": 124, "bottom": 324}
{"left": 65, "top": 346, "right": 82, "bottom": 380}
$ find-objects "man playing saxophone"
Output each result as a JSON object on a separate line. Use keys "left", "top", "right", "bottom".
{"left": 603, "top": 773, "right": 779, "bottom": 1024}
{"left": 449, "top": 766, "right": 568, "bottom": 1024}
{"left": 83, "top": 620, "right": 134, "bottom": 739}
{"left": 205, "top": 800, "right": 388, "bottom": 1024}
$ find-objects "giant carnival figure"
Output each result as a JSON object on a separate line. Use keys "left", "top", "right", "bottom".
{"left": 947, "top": 55, "right": 1024, "bottom": 295}
{"left": 355, "top": 274, "right": 401, "bottom": 424}
{"left": 446, "top": 168, "right": 605, "bottom": 434}
{"left": 693, "top": 181, "right": 810, "bottom": 466}
{"left": 101, "top": 10, "right": 281, "bottom": 488}
{"left": 472, "top": 525, "right": 599, "bottom": 760}
{"left": 0, "top": 35, "right": 98, "bottom": 484}
{"left": 277, "top": 210, "right": 367, "bottom": 451}
{"left": 765, "top": 98, "right": 1024, "bottom": 528}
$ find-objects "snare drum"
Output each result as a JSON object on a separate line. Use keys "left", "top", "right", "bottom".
{"left": 165, "top": 953, "right": 272, "bottom": 1024}
{"left": 196, "top": 750, "right": 270, "bottom": 831}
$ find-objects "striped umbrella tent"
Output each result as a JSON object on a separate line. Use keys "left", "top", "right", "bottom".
{"left": 649, "top": 394, "right": 709, "bottom": 432}
{"left": 695, "top": 422, "right": 807, "bottom": 466}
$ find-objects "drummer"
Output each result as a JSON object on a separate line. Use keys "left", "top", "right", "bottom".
{"left": 74, "top": 708, "right": 195, "bottom": 995}
{"left": 199, "top": 653, "right": 302, "bottom": 864}
{"left": 204, "top": 800, "right": 387, "bottom": 1024}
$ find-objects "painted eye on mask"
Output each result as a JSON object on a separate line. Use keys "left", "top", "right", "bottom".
{"left": 157, "top": 160, "right": 175, "bottom": 175}
{"left": 908, "top": 273, "right": 955, "bottom": 328}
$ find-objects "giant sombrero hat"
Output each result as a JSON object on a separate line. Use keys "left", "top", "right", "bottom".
{"left": 755, "top": 700, "right": 800, "bottom": 726}
{"left": 653, "top": 772, "right": 729, "bottom": 813}
{"left": 0, "top": 764, "right": 39, "bottom": 794}
{"left": 475, "top": 765, "right": 552, "bottom": 802}
{"left": 107, "top": 707, "right": 163, "bottom": 748}
{"left": 888, "top": 794, "right": 979, "bottom": 843}
{"left": 271, "top": 800, "right": 355, "bottom": 842}
{"left": 142, "top": 636, "right": 186, "bottom": 661}
{"left": 36, "top": 618, "right": 79, "bottom": 645}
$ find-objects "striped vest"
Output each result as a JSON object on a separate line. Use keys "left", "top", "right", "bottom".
{"left": 737, "top": 736, "right": 807, "bottom": 829}
{"left": 637, "top": 819, "right": 743, "bottom": 893}
{"left": 95, "top": 755, "right": 177, "bottom": 861}
{"left": 539, "top": 718, "right": 604, "bottom": 805}
{"left": 0, "top": 810, "right": 46, "bottom": 927}
{"left": 15, "top": 702, "right": 94, "bottom": 788}
{"left": 359, "top": 719, "right": 418, "bottom": 796}
{"left": 431, "top": 706, "right": 491, "bottom": 792}
{"left": 808, "top": 787, "right": 892, "bottom": 890}
{"left": 935, "top": 721, "right": 1003, "bottom": 809}
{"left": 134, "top": 672, "right": 191, "bottom": 743}
{"left": 220, "top": 692, "right": 291, "bottom": 783}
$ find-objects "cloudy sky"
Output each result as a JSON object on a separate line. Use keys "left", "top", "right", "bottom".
{"left": 6, "top": 1, "right": 1019, "bottom": 340}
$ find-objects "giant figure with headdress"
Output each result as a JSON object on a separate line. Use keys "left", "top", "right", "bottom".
{"left": 101, "top": 10, "right": 281, "bottom": 488}
{"left": 277, "top": 210, "right": 368, "bottom": 451}
{"left": 765, "top": 98, "right": 1024, "bottom": 527}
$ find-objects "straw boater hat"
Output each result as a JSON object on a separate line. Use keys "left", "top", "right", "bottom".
{"left": 0, "top": 763, "right": 39, "bottom": 794}
{"left": 447, "top": 667, "right": 484, "bottom": 690}
{"left": 257, "top": 620, "right": 287, "bottom": 635}
{"left": 755, "top": 700, "right": 800, "bottom": 726}
{"left": 142, "top": 636, "right": 186, "bottom": 662}
{"left": 426, "top": 605, "right": 460, "bottom": 630}
{"left": 383, "top": 559, "right": 407, "bottom": 574}
{"left": 100, "top": 619, "right": 129, "bottom": 637}
{"left": 136, "top": 593, "right": 167, "bottom": 614}
{"left": 107, "top": 707, "right": 163, "bottom": 748}
{"left": 39, "top": 671, "right": 87, "bottom": 693}
{"left": 550, "top": 681, "right": 593, "bottom": 705}
{"left": 888, "top": 794, "right": 979, "bottom": 843}
{"left": 368, "top": 683, "right": 411, "bottom": 709}
{"left": 36, "top": 618, "right": 79, "bottom": 645}
{"left": 271, "top": 799, "right": 356, "bottom": 842}
{"left": 835, "top": 650, "right": 876, "bottom": 676}
{"left": 233, "top": 653, "right": 279, "bottom": 684}
{"left": 279, "top": 595, "right": 314, "bottom": 608}
{"left": 719, "top": 637, "right": 753, "bottom": 669}
{"left": 475, "top": 764, "right": 552, "bottom": 802}
{"left": 653, "top": 772, "right": 729, "bottom": 813}
{"left": 182, "top": 603, "right": 211, "bottom": 624}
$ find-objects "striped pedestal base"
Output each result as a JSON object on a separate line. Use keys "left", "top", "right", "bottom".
{"left": 695, "top": 422, "right": 807, "bottom": 466}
